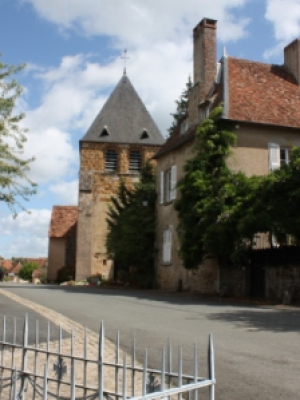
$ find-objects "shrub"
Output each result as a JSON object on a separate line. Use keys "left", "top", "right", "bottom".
{"left": 87, "top": 273, "right": 103, "bottom": 285}
{"left": 56, "top": 266, "right": 75, "bottom": 283}
{"left": 18, "top": 262, "right": 39, "bottom": 281}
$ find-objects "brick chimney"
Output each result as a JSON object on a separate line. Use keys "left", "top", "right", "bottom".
{"left": 193, "top": 18, "right": 217, "bottom": 101}
{"left": 284, "top": 39, "right": 300, "bottom": 85}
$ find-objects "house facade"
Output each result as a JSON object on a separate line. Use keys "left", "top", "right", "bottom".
{"left": 155, "top": 18, "right": 300, "bottom": 294}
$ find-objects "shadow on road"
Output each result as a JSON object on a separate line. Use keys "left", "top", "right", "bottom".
{"left": 206, "top": 308, "right": 300, "bottom": 333}
{"left": 2, "top": 283, "right": 300, "bottom": 335}
{"left": 0, "top": 282, "right": 266, "bottom": 307}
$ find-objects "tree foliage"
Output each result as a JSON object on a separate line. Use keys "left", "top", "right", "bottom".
{"left": 168, "top": 76, "right": 192, "bottom": 136}
{"left": 106, "top": 162, "right": 156, "bottom": 287}
{"left": 0, "top": 56, "right": 37, "bottom": 215}
{"left": 18, "top": 262, "right": 39, "bottom": 280}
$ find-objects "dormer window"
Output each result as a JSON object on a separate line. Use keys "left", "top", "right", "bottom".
{"left": 140, "top": 129, "right": 149, "bottom": 140}
{"left": 100, "top": 126, "right": 110, "bottom": 137}
{"left": 105, "top": 149, "right": 118, "bottom": 171}
{"left": 129, "top": 151, "right": 142, "bottom": 172}
{"left": 180, "top": 120, "right": 189, "bottom": 135}
{"left": 201, "top": 106, "right": 209, "bottom": 121}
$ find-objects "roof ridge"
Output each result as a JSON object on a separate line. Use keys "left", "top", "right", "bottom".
{"left": 227, "top": 55, "right": 284, "bottom": 68}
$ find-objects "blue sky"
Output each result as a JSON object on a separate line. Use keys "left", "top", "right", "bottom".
{"left": 0, "top": 0, "right": 300, "bottom": 258}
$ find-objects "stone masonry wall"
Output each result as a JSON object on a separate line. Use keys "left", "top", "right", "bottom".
{"left": 265, "top": 266, "right": 300, "bottom": 303}
{"left": 76, "top": 142, "right": 160, "bottom": 281}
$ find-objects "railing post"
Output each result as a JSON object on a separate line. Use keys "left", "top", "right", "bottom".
{"left": 19, "top": 314, "right": 29, "bottom": 400}
{"left": 193, "top": 343, "right": 198, "bottom": 400}
{"left": 208, "top": 334, "right": 215, "bottom": 400}
{"left": 98, "top": 321, "right": 104, "bottom": 400}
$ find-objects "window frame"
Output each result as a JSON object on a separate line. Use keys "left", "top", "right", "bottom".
{"left": 160, "top": 165, "right": 177, "bottom": 204}
{"left": 129, "top": 150, "right": 142, "bottom": 172}
{"left": 105, "top": 149, "right": 118, "bottom": 172}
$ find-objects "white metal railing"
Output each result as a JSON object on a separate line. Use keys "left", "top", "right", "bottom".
{"left": 0, "top": 315, "right": 215, "bottom": 400}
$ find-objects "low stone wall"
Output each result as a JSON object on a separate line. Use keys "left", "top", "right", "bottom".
{"left": 265, "top": 265, "right": 300, "bottom": 303}
{"left": 219, "top": 266, "right": 249, "bottom": 297}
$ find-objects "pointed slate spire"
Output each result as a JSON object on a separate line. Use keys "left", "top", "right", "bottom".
{"left": 81, "top": 75, "right": 164, "bottom": 145}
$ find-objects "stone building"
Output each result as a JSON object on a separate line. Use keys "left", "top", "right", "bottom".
{"left": 48, "top": 206, "right": 78, "bottom": 281}
{"left": 154, "top": 18, "right": 300, "bottom": 295}
{"left": 75, "top": 73, "right": 164, "bottom": 281}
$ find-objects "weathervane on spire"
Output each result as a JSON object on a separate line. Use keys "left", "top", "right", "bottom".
{"left": 121, "top": 49, "right": 130, "bottom": 75}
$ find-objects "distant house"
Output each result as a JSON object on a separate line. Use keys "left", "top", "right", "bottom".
{"left": 0, "top": 260, "right": 13, "bottom": 272}
{"left": 8, "top": 262, "right": 22, "bottom": 276}
{"left": 154, "top": 18, "right": 300, "bottom": 295}
{"left": 48, "top": 206, "right": 78, "bottom": 281}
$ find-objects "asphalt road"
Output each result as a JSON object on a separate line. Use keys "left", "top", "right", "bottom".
{"left": 0, "top": 283, "right": 299, "bottom": 400}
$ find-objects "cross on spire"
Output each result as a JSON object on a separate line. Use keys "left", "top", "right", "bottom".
{"left": 121, "top": 49, "right": 130, "bottom": 75}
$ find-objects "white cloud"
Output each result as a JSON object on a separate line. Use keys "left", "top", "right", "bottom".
{"left": 264, "top": 0, "right": 300, "bottom": 59}
{"left": 23, "top": 127, "right": 78, "bottom": 184}
{"left": 50, "top": 180, "right": 78, "bottom": 205}
{"left": 0, "top": 209, "right": 51, "bottom": 237}
{"left": 23, "top": 0, "right": 250, "bottom": 45}
{"left": 1, "top": 236, "right": 48, "bottom": 258}
{"left": 0, "top": 209, "right": 50, "bottom": 260}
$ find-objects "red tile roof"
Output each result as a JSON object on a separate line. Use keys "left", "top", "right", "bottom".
{"left": 227, "top": 57, "right": 300, "bottom": 128}
{"left": 9, "top": 262, "right": 22, "bottom": 274}
{"left": 1, "top": 260, "right": 12, "bottom": 270}
{"left": 155, "top": 55, "right": 300, "bottom": 159}
{"left": 49, "top": 206, "right": 78, "bottom": 238}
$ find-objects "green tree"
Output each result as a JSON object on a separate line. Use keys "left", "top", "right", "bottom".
{"left": 18, "top": 262, "right": 39, "bottom": 280}
{"left": 106, "top": 162, "right": 156, "bottom": 287}
{"left": 168, "top": 76, "right": 192, "bottom": 136}
{"left": 175, "top": 107, "right": 255, "bottom": 268}
{"left": 0, "top": 56, "right": 37, "bottom": 215}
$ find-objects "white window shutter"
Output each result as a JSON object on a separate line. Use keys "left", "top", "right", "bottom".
{"left": 268, "top": 143, "right": 280, "bottom": 171}
{"left": 162, "top": 229, "right": 172, "bottom": 263}
{"left": 160, "top": 171, "right": 164, "bottom": 204}
{"left": 171, "top": 165, "right": 177, "bottom": 200}
{"left": 162, "top": 231, "right": 166, "bottom": 262}
{"left": 167, "top": 230, "right": 172, "bottom": 262}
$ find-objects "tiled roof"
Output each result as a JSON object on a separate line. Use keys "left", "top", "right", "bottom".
{"left": 81, "top": 75, "right": 165, "bottom": 146}
{"left": 226, "top": 57, "right": 300, "bottom": 128}
{"left": 1, "top": 260, "right": 12, "bottom": 270}
{"left": 9, "top": 263, "right": 22, "bottom": 274}
{"left": 49, "top": 206, "right": 78, "bottom": 238}
{"left": 155, "top": 55, "right": 300, "bottom": 158}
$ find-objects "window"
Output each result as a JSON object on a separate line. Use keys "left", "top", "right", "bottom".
{"left": 280, "top": 148, "right": 290, "bottom": 166}
{"left": 129, "top": 151, "right": 142, "bottom": 172}
{"left": 201, "top": 106, "right": 209, "bottom": 121}
{"left": 180, "top": 120, "right": 189, "bottom": 135}
{"left": 140, "top": 129, "right": 149, "bottom": 139}
{"left": 100, "top": 126, "right": 109, "bottom": 137}
{"left": 105, "top": 149, "right": 118, "bottom": 171}
{"left": 160, "top": 165, "right": 177, "bottom": 204}
{"left": 268, "top": 143, "right": 290, "bottom": 171}
{"left": 162, "top": 229, "right": 172, "bottom": 263}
